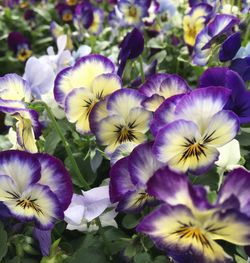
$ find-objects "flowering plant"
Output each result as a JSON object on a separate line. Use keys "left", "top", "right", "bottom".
{"left": 1, "top": 0, "right": 250, "bottom": 263}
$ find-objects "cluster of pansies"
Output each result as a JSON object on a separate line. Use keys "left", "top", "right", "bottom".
{"left": 1, "top": 0, "right": 250, "bottom": 262}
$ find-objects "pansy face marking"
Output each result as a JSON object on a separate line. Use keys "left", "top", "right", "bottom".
{"left": 114, "top": 121, "right": 138, "bottom": 144}
{"left": 0, "top": 151, "right": 73, "bottom": 230}
{"left": 153, "top": 88, "right": 239, "bottom": 173}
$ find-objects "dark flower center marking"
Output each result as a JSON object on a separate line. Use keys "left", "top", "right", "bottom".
{"left": 129, "top": 6, "right": 137, "bottom": 17}
{"left": 83, "top": 98, "right": 96, "bottom": 119}
{"left": 114, "top": 121, "right": 138, "bottom": 143}
{"left": 179, "top": 130, "right": 218, "bottom": 163}
{"left": 187, "top": 24, "right": 197, "bottom": 39}
{"left": 172, "top": 222, "right": 214, "bottom": 251}
{"left": 63, "top": 11, "right": 73, "bottom": 22}
{"left": 5, "top": 191, "right": 43, "bottom": 215}
{"left": 132, "top": 192, "right": 149, "bottom": 207}
{"left": 179, "top": 137, "right": 207, "bottom": 163}
{"left": 17, "top": 48, "right": 32, "bottom": 62}
{"left": 16, "top": 198, "right": 43, "bottom": 215}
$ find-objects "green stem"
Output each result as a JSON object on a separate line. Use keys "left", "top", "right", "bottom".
{"left": 138, "top": 56, "right": 145, "bottom": 83}
{"left": 37, "top": 102, "right": 112, "bottom": 257}
{"left": 42, "top": 102, "right": 90, "bottom": 190}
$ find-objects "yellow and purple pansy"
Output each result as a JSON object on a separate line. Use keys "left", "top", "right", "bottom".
{"left": 193, "top": 14, "right": 239, "bottom": 65}
{"left": 0, "top": 150, "right": 73, "bottom": 230}
{"left": 0, "top": 99, "right": 42, "bottom": 153}
{"left": 139, "top": 73, "right": 190, "bottom": 112}
{"left": 137, "top": 167, "right": 250, "bottom": 263}
{"left": 54, "top": 54, "right": 122, "bottom": 134}
{"left": 109, "top": 142, "right": 164, "bottom": 212}
{"left": 90, "top": 88, "right": 152, "bottom": 155}
{"left": 183, "top": 3, "right": 213, "bottom": 47}
{"left": 152, "top": 87, "right": 239, "bottom": 173}
{"left": 117, "top": 0, "right": 149, "bottom": 26}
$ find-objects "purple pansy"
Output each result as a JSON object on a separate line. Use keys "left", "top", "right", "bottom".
{"left": 193, "top": 14, "right": 239, "bottom": 66}
{"left": 109, "top": 142, "right": 164, "bottom": 212}
{"left": 7, "top": 32, "right": 32, "bottom": 62}
{"left": 199, "top": 67, "right": 250, "bottom": 124}
{"left": 117, "top": 27, "right": 144, "bottom": 77}
{"left": 0, "top": 150, "right": 73, "bottom": 231}
{"left": 152, "top": 87, "right": 239, "bottom": 173}
{"left": 139, "top": 73, "right": 190, "bottom": 112}
{"left": 137, "top": 167, "right": 250, "bottom": 263}
{"left": 90, "top": 88, "right": 151, "bottom": 155}
{"left": 219, "top": 32, "right": 241, "bottom": 62}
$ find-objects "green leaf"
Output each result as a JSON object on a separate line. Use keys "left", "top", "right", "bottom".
{"left": 134, "top": 252, "right": 151, "bottom": 263}
{"left": 235, "top": 255, "right": 248, "bottom": 263}
{"left": 122, "top": 214, "right": 141, "bottom": 229}
{"left": 124, "top": 243, "right": 137, "bottom": 258}
{"left": 64, "top": 233, "right": 108, "bottom": 263}
{"left": 207, "top": 191, "right": 217, "bottom": 204}
{"left": 65, "top": 154, "right": 97, "bottom": 187}
{"left": 44, "top": 129, "right": 61, "bottom": 154}
{"left": 0, "top": 221, "right": 8, "bottom": 261}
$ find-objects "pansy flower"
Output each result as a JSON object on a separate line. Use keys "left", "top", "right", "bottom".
{"left": 139, "top": 73, "right": 190, "bottom": 112}
{"left": 117, "top": 0, "right": 149, "bottom": 26}
{"left": 137, "top": 167, "right": 250, "bottom": 263}
{"left": 0, "top": 73, "right": 31, "bottom": 102}
{"left": 193, "top": 14, "right": 239, "bottom": 66}
{"left": 64, "top": 185, "right": 117, "bottom": 232}
{"left": 219, "top": 32, "right": 241, "bottom": 62}
{"left": 117, "top": 27, "right": 144, "bottom": 77}
{"left": 90, "top": 89, "right": 151, "bottom": 155}
{"left": 54, "top": 54, "right": 122, "bottom": 134}
{"left": 0, "top": 150, "right": 73, "bottom": 230}
{"left": 56, "top": 3, "right": 74, "bottom": 22}
{"left": 183, "top": 3, "right": 213, "bottom": 47}
{"left": 109, "top": 142, "right": 164, "bottom": 212}
{"left": 88, "top": 8, "right": 104, "bottom": 35}
{"left": 0, "top": 99, "right": 42, "bottom": 153}
{"left": 74, "top": 2, "right": 94, "bottom": 31}
{"left": 199, "top": 67, "right": 250, "bottom": 124}
{"left": 152, "top": 87, "right": 239, "bottom": 173}
{"left": 7, "top": 32, "right": 32, "bottom": 62}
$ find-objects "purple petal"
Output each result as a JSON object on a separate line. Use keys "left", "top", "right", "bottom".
{"left": 128, "top": 142, "right": 164, "bottom": 187}
{"left": 219, "top": 32, "right": 241, "bottom": 62}
{"left": 147, "top": 166, "right": 210, "bottom": 209}
{"left": 217, "top": 168, "right": 250, "bottom": 217}
{"left": 36, "top": 153, "right": 73, "bottom": 211}
{"left": 109, "top": 157, "right": 135, "bottom": 203}
{"left": 33, "top": 227, "right": 51, "bottom": 256}
{"left": 150, "top": 94, "right": 184, "bottom": 136}
{"left": 139, "top": 73, "right": 169, "bottom": 97}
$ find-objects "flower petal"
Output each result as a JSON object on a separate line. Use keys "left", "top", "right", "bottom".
{"left": 0, "top": 150, "right": 41, "bottom": 192}
{"left": 91, "top": 73, "right": 122, "bottom": 98}
{"left": 174, "top": 87, "right": 231, "bottom": 134}
{"left": 128, "top": 142, "right": 164, "bottom": 187}
{"left": 217, "top": 168, "right": 250, "bottom": 217}
{"left": 202, "top": 110, "right": 239, "bottom": 147}
{"left": 109, "top": 157, "right": 135, "bottom": 203}
{"left": 36, "top": 153, "right": 73, "bottom": 211}
{"left": 107, "top": 89, "right": 146, "bottom": 118}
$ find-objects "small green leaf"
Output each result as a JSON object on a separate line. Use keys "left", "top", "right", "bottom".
{"left": 134, "top": 252, "right": 151, "bottom": 263}
{"left": 235, "top": 255, "right": 248, "bottom": 263}
{"left": 122, "top": 214, "right": 141, "bottom": 229}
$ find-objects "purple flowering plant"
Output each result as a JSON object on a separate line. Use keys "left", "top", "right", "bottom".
{"left": 1, "top": 0, "right": 250, "bottom": 263}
